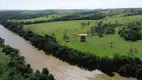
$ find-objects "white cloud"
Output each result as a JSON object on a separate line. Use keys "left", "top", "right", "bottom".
{"left": 0, "top": 0, "right": 142, "bottom": 10}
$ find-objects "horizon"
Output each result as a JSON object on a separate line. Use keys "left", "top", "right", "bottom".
{"left": 0, "top": 7, "right": 142, "bottom": 11}
{"left": 0, "top": 0, "right": 142, "bottom": 10}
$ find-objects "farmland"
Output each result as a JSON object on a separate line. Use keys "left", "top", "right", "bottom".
{"left": 24, "top": 15, "right": 142, "bottom": 58}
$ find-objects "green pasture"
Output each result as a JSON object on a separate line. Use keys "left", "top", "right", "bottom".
{"left": 0, "top": 49, "right": 9, "bottom": 64}
{"left": 23, "top": 15, "right": 142, "bottom": 59}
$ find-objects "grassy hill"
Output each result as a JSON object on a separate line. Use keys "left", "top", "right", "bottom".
{"left": 24, "top": 15, "right": 142, "bottom": 59}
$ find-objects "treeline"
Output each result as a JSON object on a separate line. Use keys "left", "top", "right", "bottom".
{"left": 2, "top": 22, "right": 142, "bottom": 80}
{"left": 0, "top": 11, "right": 56, "bottom": 21}
{"left": 0, "top": 38, "right": 55, "bottom": 80}
{"left": 53, "top": 13, "right": 105, "bottom": 20}
{"left": 90, "top": 20, "right": 142, "bottom": 41}
{"left": 13, "top": 13, "right": 105, "bottom": 25}
{"left": 124, "top": 9, "right": 142, "bottom": 16}
{"left": 90, "top": 21, "right": 122, "bottom": 37}
{"left": 0, "top": 10, "right": 105, "bottom": 25}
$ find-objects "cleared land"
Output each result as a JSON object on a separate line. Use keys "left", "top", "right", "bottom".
{"left": 23, "top": 15, "right": 142, "bottom": 59}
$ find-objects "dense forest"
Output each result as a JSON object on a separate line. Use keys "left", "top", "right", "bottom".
{"left": 1, "top": 21, "right": 142, "bottom": 80}
{"left": 0, "top": 38, "right": 54, "bottom": 80}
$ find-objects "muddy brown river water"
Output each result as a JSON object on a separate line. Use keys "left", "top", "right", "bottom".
{"left": 0, "top": 25, "right": 136, "bottom": 80}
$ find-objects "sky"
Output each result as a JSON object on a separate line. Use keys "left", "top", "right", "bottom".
{"left": 0, "top": 0, "right": 142, "bottom": 10}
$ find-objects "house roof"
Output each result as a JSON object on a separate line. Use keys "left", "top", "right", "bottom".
{"left": 76, "top": 34, "right": 88, "bottom": 36}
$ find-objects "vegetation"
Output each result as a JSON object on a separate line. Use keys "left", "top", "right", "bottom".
{"left": 80, "top": 36, "right": 86, "bottom": 42}
{"left": 1, "top": 8, "right": 142, "bottom": 80}
{"left": 90, "top": 21, "right": 120, "bottom": 37}
{"left": 23, "top": 15, "right": 142, "bottom": 58}
{"left": 119, "top": 21, "right": 142, "bottom": 41}
{"left": 1, "top": 21, "right": 142, "bottom": 80}
{"left": 8, "top": 8, "right": 142, "bottom": 24}
{"left": 124, "top": 9, "right": 142, "bottom": 16}
{"left": 11, "top": 13, "right": 104, "bottom": 25}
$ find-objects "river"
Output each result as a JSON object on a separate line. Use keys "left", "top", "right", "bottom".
{"left": 0, "top": 25, "right": 135, "bottom": 80}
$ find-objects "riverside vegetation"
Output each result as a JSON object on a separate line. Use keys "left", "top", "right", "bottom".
{"left": 0, "top": 38, "right": 54, "bottom": 80}
{"left": 0, "top": 21, "right": 142, "bottom": 80}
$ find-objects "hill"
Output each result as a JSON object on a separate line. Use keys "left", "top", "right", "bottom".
{"left": 24, "top": 15, "right": 142, "bottom": 59}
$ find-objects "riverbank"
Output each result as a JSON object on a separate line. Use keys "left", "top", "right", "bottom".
{"left": 0, "top": 36, "right": 54, "bottom": 80}
{"left": 0, "top": 24, "right": 101, "bottom": 80}
{"left": 0, "top": 24, "right": 137, "bottom": 80}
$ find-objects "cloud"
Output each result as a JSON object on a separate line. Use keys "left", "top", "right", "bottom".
{"left": 0, "top": 0, "right": 5, "bottom": 5}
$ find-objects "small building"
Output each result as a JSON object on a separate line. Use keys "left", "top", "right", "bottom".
{"left": 76, "top": 33, "right": 88, "bottom": 37}
{"left": 75, "top": 33, "right": 88, "bottom": 42}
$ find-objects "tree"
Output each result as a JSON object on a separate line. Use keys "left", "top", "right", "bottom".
{"left": 136, "top": 68, "right": 142, "bottom": 80}
{"left": 135, "top": 48, "right": 138, "bottom": 53}
{"left": 42, "top": 68, "right": 49, "bottom": 75}
{"left": 81, "top": 23, "right": 86, "bottom": 29}
{"left": 87, "top": 21, "right": 90, "bottom": 25}
{"left": 80, "top": 36, "right": 86, "bottom": 42}
{"left": 24, "top": 64, "right": 33, "bottom": 74}
{"left": 0, "top": 38, "right": 4, "bottom": 47}
{"left": 63, "top": 33, "right": 70, "bottom": 42}
{"left": 119, "top": 22, "right": 142, "bottom": 41}
{"left": 129, "top": 48, "right": 134, "bottom": 55}
{"left": 48, "top": 74, "right": 54, "bottom": 80}
{"left": 110, "top": 42, "right": 113, "bottom": 48}
{"left": 90, "top": 22, "right": 116, "bottom": 37}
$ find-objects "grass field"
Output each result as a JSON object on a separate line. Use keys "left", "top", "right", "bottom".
{"left": 24, "top": 15, "right": 142, "bottom": 59}
{"left": 0, "top": 49, "right": 9, "bottom": 63}
{"left": 0, "top": 51, "right": 9, "bottom": 80}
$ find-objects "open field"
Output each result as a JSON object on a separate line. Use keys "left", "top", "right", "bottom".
{"left": 0, "top": 49, "right": 9, "bottom": 63}
{"left": 24, "top": 15, "right": 142, "bottom": 59}
{"left": 0, "top": 51, "right": 9, "bottom": 80}
{"left": 0, "top": 53, "right": 9, "bottom": 63}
